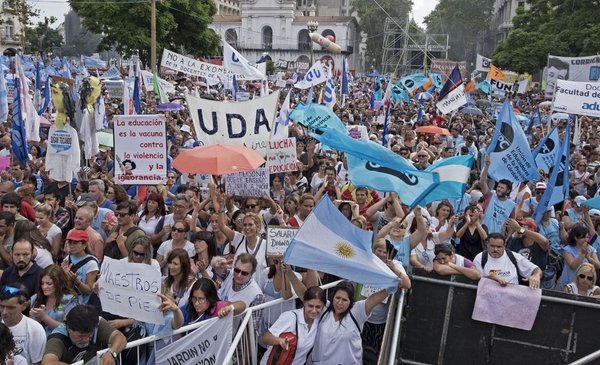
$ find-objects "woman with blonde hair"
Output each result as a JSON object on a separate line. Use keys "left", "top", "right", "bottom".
{"left": 563, "top": 263, "right": 600, "bottom": 297}
{"left": 35, "top": 203, "right": 62, "bottom": 259}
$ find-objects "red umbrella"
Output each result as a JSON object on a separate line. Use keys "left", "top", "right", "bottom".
{"left": 415, "top": 126, "right": 451, "bottom": 136}
{"left": 172, "top": 144, "right": 265, "bottom": 175}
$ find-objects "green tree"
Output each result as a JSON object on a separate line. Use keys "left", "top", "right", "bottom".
{"left": 492, "top": 0, "right": 600, "bottom": 74}
{"left": 424, "top": 0, "right": 494, "bottom": 65}
{"left": 352, "top": 0, "right": 412, "bottom": 70}
{"left": 24, "top": 17, "right": 64, "bottom": 55}
{"left": 69, "top": 0, "right": 220, "bottom": 66}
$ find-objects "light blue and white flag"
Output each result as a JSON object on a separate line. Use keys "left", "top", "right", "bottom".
{"left": 323, "top": 67, "right": 336, "bottom": 109}
{"left": 223, "top": 41, "right": 265, "bottom": 80}
{"left": 272, "top": 91, "right": 291, "bottom": 139}
{"left": 533, "top": 124, "right": 570, "bottom": 225}
{"left": 417, "top": 155, "right": 474, "bottom": 206}
{"left": 0, "top": 59, "right": 7, "bottom": 123}
{"left": 398, "top": 73, "right": 428, "bottom": 93}
{"left": 284, "top": 196, "right": 400, "bottom": 289}
{"left": 83, "top": 56, "right": 107, "bottom": 69}
{"left": 532, "top": 126, "right": 560, "bottom": 174}
{"left": 290, "top": 103, "right": 346, "bottom": 135}
{"left": 294, "top": 61, "right": 327, "bottom": 90}
{"left": 487, "top": 100, "right": 539, "bottom": 183}
{"left": 347, "top": 154, "right": 439, "bottom": 208}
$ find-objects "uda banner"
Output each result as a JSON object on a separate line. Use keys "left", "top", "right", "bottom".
{"left": 186, "top": 91, "right": 279, "bottom": 157}
{"left": 553, "top": 79, "right": 600, "bottom": 118}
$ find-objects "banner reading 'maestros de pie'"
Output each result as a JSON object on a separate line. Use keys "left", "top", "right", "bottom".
{"left": 553, "top": 79, "right": 600, "bottom": 118}
{"left": 113, "top": 115, "right": 167, "bottom": 185}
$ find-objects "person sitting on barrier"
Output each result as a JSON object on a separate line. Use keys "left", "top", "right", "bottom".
{"left": 563, "top": 263, "right": 600, "bottom": 297}
{"left": 361, "top": 239, "right": 412, "bottom": 362}
{"left": 259, "top": 286, "right": 327, "bottom": 365}
{"left": 473, "top": 232, "right": 542, "bottom": 288}
{"left": 181, "top": 278, "right": 246, "bottom": 325}
{"left": 42, "top": 304, "right": 127, "bottom": 365}
{"left": 286, "top": 277, "right": 392, "bottom": 365}
{"left": 558, "top": 224, "right": 600, "bottom": 289}
{"left": 432, "top": 243, "right": 481, "bottom": 281}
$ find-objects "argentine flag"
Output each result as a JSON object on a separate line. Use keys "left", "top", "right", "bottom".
{"left": 418, "top": 155, "right": 474, "bottom": 206}
{"left": 284, "top": 196, "right": 400, "bottom": 290}
{"left": 272, "top": 91, "right": 291, "bottom": 139}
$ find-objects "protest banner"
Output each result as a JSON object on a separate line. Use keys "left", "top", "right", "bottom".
{"left": 47, "top": 127, "right": 76, "bottom": 155}
{"left": 225, "top": 167, "right": 269, "bottom": 197}
{"left": 472, "top": 278, "right": 541, "bottom": 331}
{"left": 476, "top": 54, "right": 491, "bottom": 72}
{"left": 491, "top": 78, "right": 514, "bottom": 95}
{"left": 113, "top": 115, "right": 167, "bottom": 185}
{"left": 97, "top": 257, "right": 163, "bottom": 324}
{"left": 140, "top": 70, "right": 176, "bottom": 94}
{"left": 267, "top": 138, "right": 297, "bottom": 174}
{"left": 155, "top": 314, "right": 233, "bottom": 365}
{"left": 347, "top": 125, "right": 368, "bottom": 140}
{"left": 0, "top": 156, "right": 9, "bottom": 170}
{"left": 103, "top": 80, "right": 124, "bottom": 99}
{"left": 430, "top": 58, "right": 467, "bottom": 78}
{"left": 161, "top": 49, "right": 261, "bottom": 81}
{"left": 545, "top": 55, "right": 600, "bottom": 98}
{"left": 436, "top": 85, "right": 467, "bottom": 115}
{"left": 553, "top": 79, "right": 600, "bottom": 118}
{"left": 186, "top": 91, "right": 279, "bottom": 157}
{"left": 266, "top": 226, "right": 298, "bottom": 256}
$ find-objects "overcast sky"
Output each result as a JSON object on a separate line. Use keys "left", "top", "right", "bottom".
{"left": 35, "top": 0, "right": 439, "bottom": 27}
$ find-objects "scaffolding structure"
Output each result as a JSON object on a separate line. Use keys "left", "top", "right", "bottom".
{"left": 381, "top": 17, "right": 450, "bottom": 76}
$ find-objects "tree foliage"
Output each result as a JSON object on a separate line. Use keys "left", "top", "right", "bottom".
{"left": 69, "top": 0, "right": 220, "bottom": 65}
{"left": 493, "top": 0, "right": 600, "bottom": 74}
{"left": 24, "top": 17, "right": 64, "bottom": 55}
{"left": 352, "top": 0, "right": 412, "bottom": 70}
{"left": 424, "top": 0, "right": 494, "bottom": 64}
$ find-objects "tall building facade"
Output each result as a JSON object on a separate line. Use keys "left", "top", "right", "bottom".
{"left": 480, "top": 0, "right": 528, "bottom": 57}
{"left": 210, "top": 0, "right": 363, "bottom": 72}
{"left": 0, "top": 0, "right": 25, "bottom": 55}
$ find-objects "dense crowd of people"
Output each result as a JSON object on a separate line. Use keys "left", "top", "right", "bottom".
{"left": 0, "top": 65, "right": 599, "bottom": 365}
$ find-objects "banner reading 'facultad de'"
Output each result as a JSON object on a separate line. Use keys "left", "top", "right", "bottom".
{"left": 553, "top": 79, "right": 600, "bottom": 118}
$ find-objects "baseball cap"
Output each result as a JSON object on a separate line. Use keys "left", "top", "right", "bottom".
{"left": 574, "top": 195, "right": 588, "bottom": 207}
{"left": 66, "top": 229, "right": 89, "bottom": 242}
{"left": 517, "top": 219, "right": 538, "bottom": 232}
{"left": 535, "top": 182, "right": 547, "bottom": 190}
{"left": 76, "top": 193, "right": 96, "bottom": 207}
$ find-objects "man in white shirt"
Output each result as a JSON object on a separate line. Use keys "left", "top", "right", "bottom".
{"left": 0, "top": 285, "right": 47, "bottom": 365}
{"left": 473, "top": 232, "right": 542, "bottom": 288}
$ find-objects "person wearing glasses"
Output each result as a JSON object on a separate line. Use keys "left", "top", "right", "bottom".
{"left": 105, "top": 201, "right": 145, "bottom": 260}
{"left": 563, "top": 263, "right": 600, "bottom": 297}
{"left": 0, "top": 284, "right": 46, "bottom": 365}
{"left": 162, "top": 194, "right": 194, "bottom": 240}
{"left": 558, "top": 224, "right": 600, "bottom": 289}
{"left": 217, "top": 253, "right": 264, "bottom": 313}
{"left": 124, "top": 236, "right": 160, "bottom": 272}
{"left": 61, "top": 229, "right": 99, "bottom": 305}
{"left": 42, "top": 304, "right": 127, "bottom": 365}
{"left": 520, "top": 182, "right": 554, "bottom": 218}
{"left": 181, "top": 278, "right": 245, "bottom": 325}
{"left": 570, "top": 159, "right": 592, "bottom": 196}
{"left": 156, "top": 221, "right": 194, "bottom": 273}
{"left": 412, "top": 150, "right": 431, "bottom": 170}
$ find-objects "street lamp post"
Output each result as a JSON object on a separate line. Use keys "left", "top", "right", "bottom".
{"left": 307, "top": 20, "right": 319, "bottom": 66}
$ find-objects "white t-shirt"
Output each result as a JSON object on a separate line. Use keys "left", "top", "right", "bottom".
{"left": 42, "top": 224, "right": 62, "bottom": 245}
{"left": 224, "top": 232, "right": 268, "bottom": 273}
{"left": 157, "top": 239, "right": 195, "bottom": 274}
{"left": 473, "top": 250, "right": 538, "bottom": 285}
{"left": 410, "top": 234, "right": 442, "bottom": 270}
{"left": 260, "top": 308, "right": 319, "bottom": 365}
{"left": 218, "top": 271, "right": 263, "bottom": 307}
{"left": 34, "top": 247, "right": 54, "bottom": 269}
{"left": 311, "top": 300, "right": 368, "bottom": 365}
{"left": 4, "top": 315, "right": 47, "bottom": 364}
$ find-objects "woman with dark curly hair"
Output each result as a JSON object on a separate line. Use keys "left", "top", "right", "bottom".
{"left": 181, "top": 278, "right": 245, "bottom": 325}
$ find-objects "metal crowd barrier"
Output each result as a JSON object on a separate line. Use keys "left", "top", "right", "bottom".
{"left": 93, "top": 279, "right": 345, "bottom": 365}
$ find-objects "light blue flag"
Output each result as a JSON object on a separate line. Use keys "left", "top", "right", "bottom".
{"left": 417, "top": 155, "right": 474, "bottom": 206}
{"left": 83, "top": 56, "right": 106, "bottom": 69}
{"left": 284, "top": 196, "right": 400, "bottom": 290}
{"left": 0, "top": 60, "right": 7, "bottom": 123}
{"left": 430, "top": 73, "right": 444, "bottom": 92}
{"left": 390, "top": 84, "right": 409, "bottom": 103}
{"left": 532, "top": 127, "right": 560, "bottom": 174}
{"left": 478, "top": 80, "right": 491, "bottom": 94}
{"left": 346, "top": 154, "right": 439, "bottom": 208}
{"left": 100, "top": 66, "right": 122, "bottom": 80}
{"left": 533, "top": 124, "right": 570, "bottom": 225}
{"left": 290, "top": 103, "right": 346, "bottom": 135}
{"left": 398, "top": 73, "right": 428, "bottom": 93}
{"left": 487, "top": 100, "right": 539, "bottom": 183}
{"left": 584, "top": 196, "right": 600, "bottom": 211}
{"left": 272, "top": 91, "right": 291, "bottom": 139}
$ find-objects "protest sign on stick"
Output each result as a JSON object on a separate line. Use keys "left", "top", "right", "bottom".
{"left": 266, "top": 138, "right": 297, "bottom": 174}
{"left": 225, "top": 167, "right": 270, "bottom": 197}
{"left": 266, "top": 226, "right": 298, "bottom": 256}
